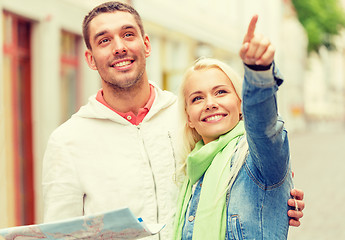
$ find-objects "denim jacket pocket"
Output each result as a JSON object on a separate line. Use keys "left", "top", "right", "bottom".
{"left": 227, "top": 215, "right": 245, "bottom": 240}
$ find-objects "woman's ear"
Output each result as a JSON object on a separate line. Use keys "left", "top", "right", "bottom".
{"left": 187, "top": 114, "right": 195, "bottom": 129}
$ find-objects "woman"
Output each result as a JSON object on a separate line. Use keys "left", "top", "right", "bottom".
{"left": 173, "top": 15, "right": 297, "bottom": 239}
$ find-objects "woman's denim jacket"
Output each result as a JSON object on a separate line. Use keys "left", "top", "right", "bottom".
{"left": 182, "top": 63, "right": 293, "bottom": 240}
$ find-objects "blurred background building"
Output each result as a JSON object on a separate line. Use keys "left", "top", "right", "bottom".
{"left": 1, "top": 0, "right": 344, "bottom": 236}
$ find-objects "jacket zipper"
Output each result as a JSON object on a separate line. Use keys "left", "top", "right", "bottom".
{"left": 168, "top": 131, "right": 177, "bottom": 182}
{"left": 137, "top": 125, "right": 161, "bottom": 240}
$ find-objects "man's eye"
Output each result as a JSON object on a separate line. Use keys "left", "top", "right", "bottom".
{"left": 124, "top": 32, "right": 134, "bottom": 38}
{"left": 99, "top": 39, "right": 109, "bottom": 45}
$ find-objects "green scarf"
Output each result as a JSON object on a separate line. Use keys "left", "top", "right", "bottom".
{"left": 173, "top": 121, "right": 245, "bottom": 240}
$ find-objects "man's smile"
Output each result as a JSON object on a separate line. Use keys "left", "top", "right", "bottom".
{"left": 111, "top": 59, "right": 134, "bottom": 69}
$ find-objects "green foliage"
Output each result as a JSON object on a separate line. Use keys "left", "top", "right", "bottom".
{"left": 291, "top": 0, "right": 345, "bottom": 53}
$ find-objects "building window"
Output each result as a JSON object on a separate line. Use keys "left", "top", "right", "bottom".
{"left": 60, "top": 30, "right": 81, "bottom": 123}
{"left": 2, "top": 11, "right": 35, "bottom": 226}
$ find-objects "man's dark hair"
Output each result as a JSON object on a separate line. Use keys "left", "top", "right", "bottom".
{"left": 82, "top": 1, "right": 145, "bottom": 50}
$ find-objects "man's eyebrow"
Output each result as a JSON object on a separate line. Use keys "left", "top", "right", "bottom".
{"left": 122, "top": 24, "right": 137, "bottom": 32}
{"left": 93, "top": 30, "right": 108, "bottom": 42}
{"left": 92, "top": 25, "right": 138, "bottom": 43}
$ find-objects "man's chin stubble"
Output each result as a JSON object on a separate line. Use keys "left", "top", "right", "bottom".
{"left": 107, "top": 69, "right": 145, "bottom": 93}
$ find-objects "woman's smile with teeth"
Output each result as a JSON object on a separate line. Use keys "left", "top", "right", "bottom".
{"left": 203, "top": 114, "right": 225, "bottom": 122}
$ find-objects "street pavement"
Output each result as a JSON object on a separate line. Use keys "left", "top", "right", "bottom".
{"left": 287, "top": 124, "right": 345, "bottom": 239}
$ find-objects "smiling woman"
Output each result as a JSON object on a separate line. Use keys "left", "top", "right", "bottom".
{"left": 172, "top": 15, "right": 296, "bottom": 240}
{"left": 174, "top": 55, "right": 294, "bottom": 239}
{"left": 183, "top": 66, "right": 242, "bottom": 145}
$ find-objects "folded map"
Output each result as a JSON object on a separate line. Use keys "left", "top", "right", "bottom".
{"left": 0, "top": 207, "right": 165, "bottom": 239}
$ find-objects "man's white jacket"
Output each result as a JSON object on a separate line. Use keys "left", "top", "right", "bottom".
{"left": 42, "top": 83, "right": 180, "bottom": 240}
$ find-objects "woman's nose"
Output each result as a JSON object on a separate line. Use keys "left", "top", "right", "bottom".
{"left": 205, "top": 98, "right": 218, "bottom": 111}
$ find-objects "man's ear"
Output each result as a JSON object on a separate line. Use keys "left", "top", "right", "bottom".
{"left": 143, "top": 34, "right": 151, "bottom": 58}
{"left": 85, "top": 49, "right": 97, "bottom": 70}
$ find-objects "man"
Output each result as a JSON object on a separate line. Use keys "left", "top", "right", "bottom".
{"left": 42, "top": 2, "right": 304, "bottom": 239}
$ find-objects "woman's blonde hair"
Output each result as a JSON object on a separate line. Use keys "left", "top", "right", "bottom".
{"left": 176, "top": 57, "right": 243, "bottom": 177}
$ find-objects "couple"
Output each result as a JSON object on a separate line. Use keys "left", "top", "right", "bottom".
{"left": 42, "top": 2, "right": 304, "bottom": 239}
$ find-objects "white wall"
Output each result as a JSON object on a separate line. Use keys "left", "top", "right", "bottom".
{"left": 133, "top": 0, "right": 241, "bottom": 55}
{"left": 1, "top": 0, "right": 102, "bottom": 223}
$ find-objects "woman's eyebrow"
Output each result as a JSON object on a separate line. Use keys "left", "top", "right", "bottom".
{"left": 188, "top": 91, "right": 202, "bottom": 98}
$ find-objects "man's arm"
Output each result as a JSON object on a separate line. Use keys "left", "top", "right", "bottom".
{"left": 42, "top": 133, "right": 84, "bottom": 222}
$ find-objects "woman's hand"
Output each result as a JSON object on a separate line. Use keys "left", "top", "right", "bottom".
{"left": 239, "top": 15, "right": 275, "bottom": 67}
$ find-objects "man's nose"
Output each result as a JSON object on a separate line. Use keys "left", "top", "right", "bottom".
{"left": 112, "top": 38, "right": 127, "bottom": 55}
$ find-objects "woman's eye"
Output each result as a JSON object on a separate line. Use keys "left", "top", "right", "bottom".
{"left": 192, "top": 96, "right": 202, "bottom": 103}
{"left": 216, "top": 90, "right": 227, "bottom": 95}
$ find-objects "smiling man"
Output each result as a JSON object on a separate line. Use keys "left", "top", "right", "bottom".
{"left": 42, "top": 2, "right": 305, "bottom": 240}
{"left": 84, "top": 10, "right": 151, "bottom": 114}
{"left": 42, "top": 3, "right": 180, "bottom": 240}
